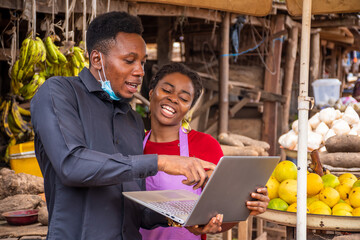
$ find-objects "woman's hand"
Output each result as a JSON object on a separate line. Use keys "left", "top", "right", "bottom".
{"left": 185, "top": 214, "right": 223, "bottom": 235}
{"left": 246, "top": 187, "right": 270, "bottom": 216}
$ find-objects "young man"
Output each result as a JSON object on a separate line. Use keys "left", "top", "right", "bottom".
{"left": 31, "top": 12, "right": 215, "bottom": 240}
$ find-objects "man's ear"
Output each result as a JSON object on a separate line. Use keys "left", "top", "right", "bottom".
{"left": 89, "top": 50, "right": 102, "bottom": 71}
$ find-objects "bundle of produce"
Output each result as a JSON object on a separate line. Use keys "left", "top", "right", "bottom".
{"left": 218, "top": 132, "right": 270, "bottom": 156}
{"left": 9, "top": 35, "right": 88, "bottom": 102}
{"left": 2, "top": 35, "right": 89, "bottom": 155}
{"left": 278, "top": 106, "right": 360, "bottom": 152}
{"left": 266, "top": 160, "right": 360, "bottom": 217}
{"left": 10, "top": 36, "right": 46, "bottom": 99}
{"left": 0, "top": 98, "right": 33, "bottom": 161}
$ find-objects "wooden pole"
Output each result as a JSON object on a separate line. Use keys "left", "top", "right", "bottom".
{"left": 83, "top": 0, "right": 87, "bottom": 52}
{"left": 261, "top": 14, "right": 285, "bottom": 155}
{"left": 65, "top": 0, "right": 69, "bottom": 42}
{"left": 282, "top": 26, "right": 299, "bottom": 134}
{"left": 32, "top": 0, "right": 36, "bottom": 38}
{"left": 218, "top": 12, "right": 230, "bottom": 135}
{"left": 297, "top": 0, "right": 313, "bottom": 239}
{"left": 330, "top": 47, "right": 337, "bottom": 77}
{"left": 156, "top": 17, "right": 171, "bottom": 67}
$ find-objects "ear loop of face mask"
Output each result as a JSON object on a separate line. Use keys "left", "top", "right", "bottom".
{"left": 98, "top": 53, "right": 121, "bottom": 101}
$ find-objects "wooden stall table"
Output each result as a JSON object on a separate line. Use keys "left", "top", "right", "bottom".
{"left": 257, "top": 209, "right": 360, "bottom": 239}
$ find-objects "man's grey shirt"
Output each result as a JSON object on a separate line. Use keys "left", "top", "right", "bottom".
{"left": 31, "top": 68, "right": 166, "bottom": 240}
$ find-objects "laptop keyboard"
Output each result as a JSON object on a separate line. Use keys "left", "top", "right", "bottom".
{"left": 148, "top": 200, "right": 196, "bottom": 216}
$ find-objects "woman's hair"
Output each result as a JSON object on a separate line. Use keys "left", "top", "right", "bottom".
{"left": 149, "top": 63, "right": 203, "bottom": 107}
{"left": 86, "top": 11, "right": 143, "bottom": 55}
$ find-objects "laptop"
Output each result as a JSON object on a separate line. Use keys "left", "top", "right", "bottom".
{"left": 123, "top": 156, "right": 279, "bottom": 226}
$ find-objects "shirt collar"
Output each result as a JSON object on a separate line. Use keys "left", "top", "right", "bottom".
{"left": 79, "top": 68, "right": 131, "bottom": 113}
{"left": 79, "top": 67, "right": 103, "bottom": 93}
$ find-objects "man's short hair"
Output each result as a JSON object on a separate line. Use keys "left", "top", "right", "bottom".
{"left": 86, "top": 11, "right": 143, "bottom": 55}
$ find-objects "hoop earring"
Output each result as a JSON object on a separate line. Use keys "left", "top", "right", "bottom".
{"left": 181, "top": 118, "right": 191, "bottom": 133}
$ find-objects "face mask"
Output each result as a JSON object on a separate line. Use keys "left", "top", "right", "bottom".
{"left": 98, "top": 53, "right": 121, "bottom": 101}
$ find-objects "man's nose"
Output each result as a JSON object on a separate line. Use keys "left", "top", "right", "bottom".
{"left": 133, "top": 62, "right": 145, "bottom": 77}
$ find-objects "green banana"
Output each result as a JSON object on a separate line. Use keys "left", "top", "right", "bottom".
{"left": 73, "top": 46, "right": 85, "bottom": 63}
{"left": 56, "top": 46, "right": 68, "bottom": 64}
{"left": 45, "top": 36, "right": 59, "bottom": 64}
{"left": 1, "top": 100, "right": 14, "bottom": 138}
{"left": 70, "top": 54, "right": 81, "bottom": 69}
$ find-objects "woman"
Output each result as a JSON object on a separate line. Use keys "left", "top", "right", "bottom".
{"left": 140, "top": 63, "right": 269, "bottom": 240}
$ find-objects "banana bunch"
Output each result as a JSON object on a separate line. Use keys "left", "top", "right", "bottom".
{"left": 8, "top": 35, "right": 88, "bottom": 103}
{"left": 0, "top": 98, "right": 32, "bottom": 138}
{"left": 0, "top": 98, "right": 32, "bottom": 162}
{"left": 44, "top": 37, "right": 88, "bottom": 78}
{"left": 19, "top": 73, "right": 46, "bottom": 100}
{"left": 45, "top": 36, "right": 67, "bottom": 65}
{"left": 9, "top": 36, "right": 46, "bottom": 96}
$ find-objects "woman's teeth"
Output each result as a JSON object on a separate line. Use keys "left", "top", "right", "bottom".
{"left": 161, "top": 105, "right": 175, "bottom": 114}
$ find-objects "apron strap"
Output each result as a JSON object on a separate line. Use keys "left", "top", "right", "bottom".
{"left": 143, "top": 128, "right": 189, "bottom": 157}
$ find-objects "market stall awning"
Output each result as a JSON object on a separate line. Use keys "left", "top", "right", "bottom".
{"left": 286, "top": 0, "right": 360, "bottom": 16}
{"left": 128, "top": 0, "right": 272, "bottom": 16}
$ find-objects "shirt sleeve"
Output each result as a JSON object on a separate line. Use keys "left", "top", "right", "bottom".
{"left": 31, "top": 78, "right": 158, "bottom": 187}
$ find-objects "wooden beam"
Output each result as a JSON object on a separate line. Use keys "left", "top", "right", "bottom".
{"left": 0, "top": 0, "right": 222, "bottom": 22}
{"left": 192, "top": 94, "right": 219, "bottom": 119}
{"left": 320, "top": 29, "right": 354, "bottom": 45}
{"left": 133, "top": 2, "right": 222, "bottom": 22}
{"left": 128, "top": 0, "right": 273, "bottom": 16}
{"left": 262, "top": 14, "right": 285, "bottom": 156}
{"left": 285, "top": 15, "right": 302, "bottom": 29}
{"left": 218, "top": 12, "right": 230, "bottom": 135}
{"left": 312, "top": 18, "right": 360, "bottom": 28}
{"left": 202, "top": 79, "right": 286, "bottom": 103}
{"left": 282, "top": 26, "right": 299, "bottom": 134}
{"left": 229, "top": 97, "right": 250, "bottom": 117}
{"left": 1, "top": 0, "right": 128, "bottom": 15}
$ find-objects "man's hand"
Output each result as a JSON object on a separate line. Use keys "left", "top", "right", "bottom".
{"left": 185, "top": 214, "right": 223, "bottom": 235}
{"left": 157, "top": 155, "right": 216, "bottom": 189}
{"left": 246, "top": 187, "right": 270, "bottom": 215}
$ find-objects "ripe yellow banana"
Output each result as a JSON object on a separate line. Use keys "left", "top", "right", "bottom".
{"left": 8, "top": 112, "right": 22, "bottom": 135}
{"left": 18, "top": 38, "right": 31, "bottom": 69}
{"left": 10, "top": 60, "right": 20, "bottom": 81}
{"left": 36, "top": 37, "right": 47, "bottom": 62}
{"left": 11, "top": 100, "right": 30, "bottom": 132}
{"left": 23, "top": 39, "right": 37, "bottom": 69}
{"left": 0, "top": 100, "right": 6, "bottom": 111}
{"left": 1, "top": 100, "right": 14, "bottom": 138}
{"left": 17, "top": 105, "right": 31, "bottom": 117}
{"left": 19, "top": 74, "right": 40, "bottom": 100}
